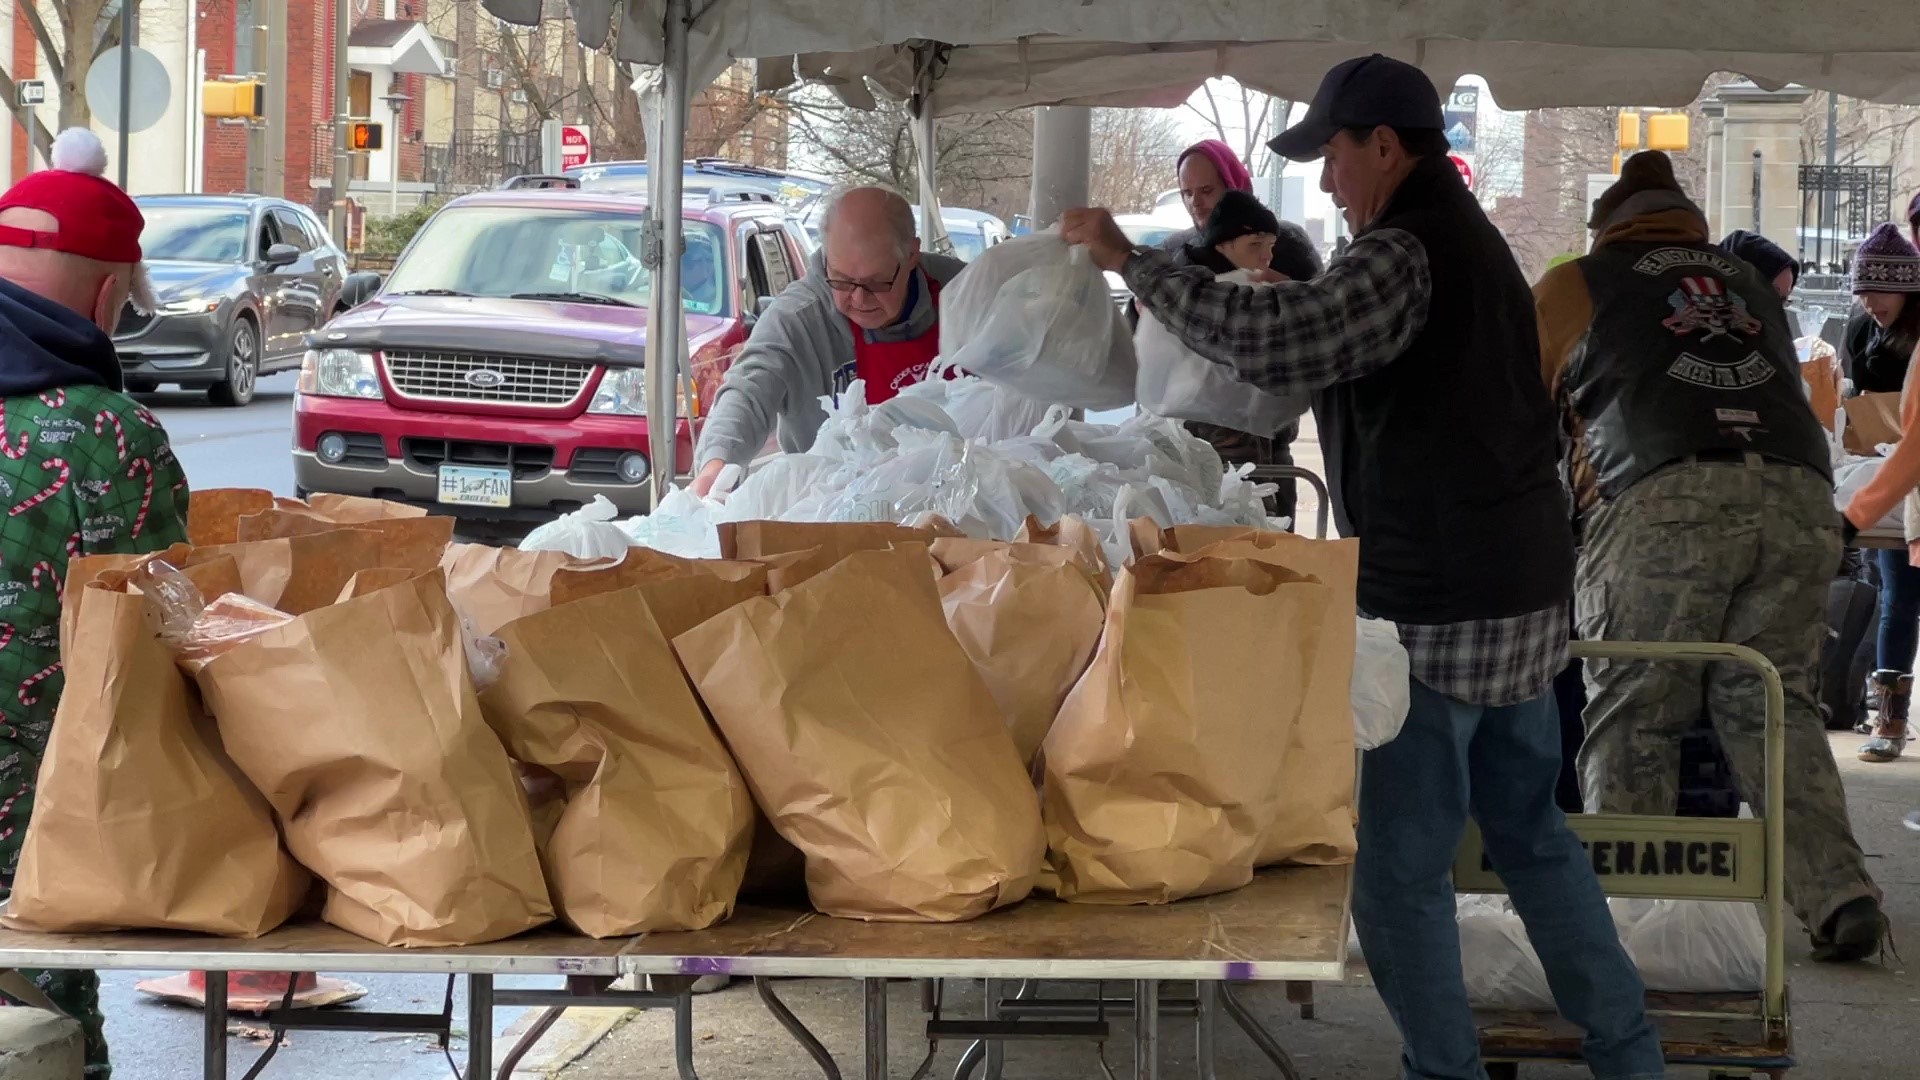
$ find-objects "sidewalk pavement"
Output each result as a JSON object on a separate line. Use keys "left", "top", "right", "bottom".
{"left": 562, "top": 733, "right": 1916, "bottom": 1079}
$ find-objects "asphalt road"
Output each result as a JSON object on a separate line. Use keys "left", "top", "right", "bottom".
{"left": 96, "top": 372, "right": 548, "bottom": 1080}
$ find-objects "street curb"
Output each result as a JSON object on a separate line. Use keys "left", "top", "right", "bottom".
{"left": 489, "top": 977, "right": 641, "bottom": 1078}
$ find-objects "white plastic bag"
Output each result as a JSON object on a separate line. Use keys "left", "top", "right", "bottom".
{"left": 520, "top": 494, "right": 632, "bottom": 560}
{"left": 618, "top": 485, "right": 722, "bottom": 558}
{"left": 718, "top": 454, "right": 841, "bottom": 522}
{"left": 1134, "top": 270, "right": 1312, "bottom": 435}
{"left": 1352, "top": 618, "right": 1411, "bottom": 751}
{"left": 1835, "top": 455, "right": 1901, "bottom": 530}
{"left": 896, "top": 373, "right": 1053, "bottom": 444}
{"left": 1456, "top": 897, "right": 1556, "bottom": 1010}
{"left": 940, "top": 233, "right": 1137, "bottom": 410}
{"left": 1621, "top": 900, "right": 1765, "bottom": 994}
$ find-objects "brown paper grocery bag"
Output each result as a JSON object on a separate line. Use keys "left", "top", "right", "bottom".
{"left": 1844, "top": 391, "right": 1903, "bottom": 454}
{"left": 481, "top": 586, "right": 755, "bottom": 936}
{"left": 189, "top": 489, "right": 276, "bottom": 547}
{"left": 5, "top": 578, "right": 310, "bottom": 936}
{"left": 718, "top": 519, "right": 961, "bottom": 561}
{"left": 441, "top": 544, "right": 605, "bottom": 637}
{"left": 235, "top": 509, "right": 453, "bottom": 570}
{"left": 197, "top": 569, "right": 552, "bottom": 946}
{"left": 1167, "top": 529, "right": 1362, "bottom": 866}
{"left": 1015, "top": 515, "right": 1112, "bottom": 588}
{"left": 1043, "top": 551, "right": 1331, "bottom": 904}
{"left": 188, "top": 530, "right": 385, "bottom": 615}
{"left": 548, "top": 548, "right": 765, "bottom": 611}
{"left": 932, "top": 541, "right": 1106, "bottom": 765}
{"left": 305, "top": 493, "right": 430, "bottom": 522}
{"left": 675, "top": 544, "right": 1044, "bottom": 922}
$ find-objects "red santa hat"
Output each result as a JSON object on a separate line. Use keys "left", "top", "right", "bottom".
{"left": 0, "top": 128, "right": 154, "bottom": 312}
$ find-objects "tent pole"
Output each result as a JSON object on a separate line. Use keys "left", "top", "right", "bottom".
{"left": 647, "top": 0, "right": 691, "bottom": 510}
{"left": 1028, "top": 106, "right": 1091, "bottom": 230}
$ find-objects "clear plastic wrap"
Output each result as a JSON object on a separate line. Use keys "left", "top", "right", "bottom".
{"left": 176, "top": 594, "right": 297, "bottom": 675}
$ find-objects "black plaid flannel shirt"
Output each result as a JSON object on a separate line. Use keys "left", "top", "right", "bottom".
{"left": 1124, "top": 231, "right": 1569, "bottom": 706}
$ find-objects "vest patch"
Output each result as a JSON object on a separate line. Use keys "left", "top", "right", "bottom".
{"left": 1662, "top": 275, "right": 1763, "bottom": 340}
{"left": 1632, "top": 247, "right": 1745, "bottom": 278}
{"left": 1668, "top": 351, "right": 1775, "bottom": 390}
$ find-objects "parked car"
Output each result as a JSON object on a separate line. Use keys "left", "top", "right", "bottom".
{"left": 116, "top": 194, "right": 349, "bottom": 405}
{"left": 293, "top": 185, "right": 811, "bottom": 522}
{"left": 564, "top": 158, "right": 833, "bottom": 211}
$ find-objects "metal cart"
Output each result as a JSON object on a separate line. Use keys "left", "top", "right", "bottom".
{"left": 1458, "top": 640, "right": 1793, "bottom": 1079}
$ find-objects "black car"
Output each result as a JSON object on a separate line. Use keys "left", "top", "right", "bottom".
{"left": 116, "top": 195, "right": 352, "bottom": 406}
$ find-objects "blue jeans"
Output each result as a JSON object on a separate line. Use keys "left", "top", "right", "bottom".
{"left": 1876, "top": 548, "right": 1920, "bottom": 673}
{"left": 1354, "top": 680, "right": 1665, "bottom": 1080}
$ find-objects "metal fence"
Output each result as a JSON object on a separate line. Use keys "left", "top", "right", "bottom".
{"left": 422, "top": 130, "right": 544, "bottom": 193}
{"left": 1799, "top": 163, "right": 1893, "bottom": 278}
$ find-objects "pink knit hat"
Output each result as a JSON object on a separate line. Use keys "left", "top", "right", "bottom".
{"left": 1176, "top": 140, "right": 1253, "bottom": 194}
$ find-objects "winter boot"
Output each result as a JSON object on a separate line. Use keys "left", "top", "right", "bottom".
{"left": 1860, "top": 671, "right": 1911, "bottom": 762}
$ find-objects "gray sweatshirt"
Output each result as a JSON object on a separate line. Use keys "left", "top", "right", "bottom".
{"left": 694, "top": 248, "right": 969, "bottom": 468}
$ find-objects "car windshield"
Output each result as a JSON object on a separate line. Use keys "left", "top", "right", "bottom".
{"left": 139, "top": 205, "right": 249, "bottom": 263}
{"left": 1123, "top": 223, "right": 1180, "bottom": 249}
{"left": 948, "top": 229, "right": 987, "bottom": 262}
{"left": 383, "top": 206, "right": 728, "bottom": 315}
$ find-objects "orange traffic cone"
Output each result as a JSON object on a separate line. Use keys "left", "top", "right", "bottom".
{"left": 135, "top": 971, "right": 369, "bottom": 1014}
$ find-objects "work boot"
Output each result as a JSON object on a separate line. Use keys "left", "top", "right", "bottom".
{"left": 1811, "top": 896, "right": 1888, "bottom": 963}
{"left": 1860, "top": 671, "right": 1911, "bottom": 762}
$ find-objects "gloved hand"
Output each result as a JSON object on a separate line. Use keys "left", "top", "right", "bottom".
{"left": 1841, "top": 512, "right": 1860, "bottom": 549}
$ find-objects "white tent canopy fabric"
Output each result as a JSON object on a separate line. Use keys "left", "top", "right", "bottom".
{"left": 484, "top": 0, "right": 1920, "bottom": 109}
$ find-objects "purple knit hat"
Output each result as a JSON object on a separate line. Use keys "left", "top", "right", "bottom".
{"left": 1852, "top": 222, "right": 1920, "bottom": 294}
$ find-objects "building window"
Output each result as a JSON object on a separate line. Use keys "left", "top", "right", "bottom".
{"left": 234, "top": 0, "right": 257, "bottom": 74}
{"left": 434, "top": 36, "right": 458, "bottom": 62}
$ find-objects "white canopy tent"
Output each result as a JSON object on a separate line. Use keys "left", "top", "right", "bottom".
{"left": 478, "top": 0, "right": 1920, "bottom": 501}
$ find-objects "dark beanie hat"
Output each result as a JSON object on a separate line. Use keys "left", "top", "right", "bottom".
{"left": 1588, "top": 151, "right": 1685, "bottom": 230}
{"left": 1721, "top": 230, "right": 1800, "bottom": 287}
{"left": 1201, "top": 190, "right": 1282, "bottom": 250}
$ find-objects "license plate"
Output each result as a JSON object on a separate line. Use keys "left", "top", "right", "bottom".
{"left": 436, "top": 465, "right": 512, "bottom": 508}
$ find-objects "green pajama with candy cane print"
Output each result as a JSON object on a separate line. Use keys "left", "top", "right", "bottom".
{"left": 0, "top": 384, "right": 190, "bottom": 1078}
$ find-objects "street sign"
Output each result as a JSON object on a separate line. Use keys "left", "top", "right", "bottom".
{"left": 1444, "top": 82, "right": 1480, "bottom": 154}
{"left": 1449, "top": 153, "right": 1474, "bottom": 190}
{"left": 16, "top": 80, "right": 44, "bottom": 108}
{"left": 86, "top": 46, "right": 171, "bottom": 133}
{"left": 560, "top": 125, "right": 591, "bottom": 169}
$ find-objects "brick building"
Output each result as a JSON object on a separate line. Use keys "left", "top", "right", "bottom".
{"left": 200, "top": 0, "right": 443, "bottom": 215}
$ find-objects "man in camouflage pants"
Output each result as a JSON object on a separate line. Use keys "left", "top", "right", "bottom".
{"left": 1535, "top": 151, "right": 1883, "bottom": 961}
{"left": 0, "top": 131, "right": 192, "bottom": 1076}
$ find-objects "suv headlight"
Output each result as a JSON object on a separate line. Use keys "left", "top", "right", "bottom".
{"left": 298, "top": 348, "right": 384, "bottom": 400}
{"left": 158, "top": 295, "right": 219, "bottom": 315}
{"left": 589, "top": 367, "right": 647, "bottom": 416}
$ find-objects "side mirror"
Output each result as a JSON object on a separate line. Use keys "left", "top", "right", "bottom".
{"left": 262, "top": 243, "right": 300, "bottom": 269}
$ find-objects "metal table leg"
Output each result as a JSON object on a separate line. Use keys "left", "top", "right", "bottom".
{"left": 982, "top": 978, "right": 1006, "bottom": 1080}
{"left": 467, "top": 973, "right": 494, "bottom": 1080}
{"left": 673, "top": 988, "right": 701, "bottom": 1080}
{"left": 204, "top": 970, "right": 228, "bottom": 1080}
{"left": 864, "top": 978, "right": 889, "bottom": 1080}
{"left": 1133, "top": 980, "right": 1159, "bottom": 1080}
{"left": 755, "top": 977, "right": 843, "bottom": 1080}
{"left": 1194, "top": 982, "right": 1218, "bottom": 1080}
{"left": 1218, "top": 982, "right": 1302, "bottom": 1080}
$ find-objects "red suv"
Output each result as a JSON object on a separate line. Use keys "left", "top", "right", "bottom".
{"left": 293, "top": 186, "right": 809, "bottom": 521}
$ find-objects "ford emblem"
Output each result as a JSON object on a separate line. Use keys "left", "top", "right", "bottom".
{"left": 466, "top": 369, "right": 506, "bottom": 389}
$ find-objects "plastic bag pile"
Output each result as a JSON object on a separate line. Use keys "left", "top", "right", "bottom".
{"left": 523, "top": 378, "right": 1287, "bottom": 567}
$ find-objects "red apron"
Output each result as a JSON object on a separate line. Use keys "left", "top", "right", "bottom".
{"left": 838, "top": 279, "right": 950, "bottom": 404}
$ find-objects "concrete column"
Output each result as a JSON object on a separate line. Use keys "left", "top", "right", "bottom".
{"left": 1027, "top": 106, "right": 1091, "bottom": 230}
{"left": 1701, "top": 102, "right": 1725, "bottom": 237}
{"left": 1714, "top": 83, "right": 1811, "bottom": 248}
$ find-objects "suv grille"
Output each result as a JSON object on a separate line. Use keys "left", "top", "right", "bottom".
{"left": 382, "top": 350, "right": 593, "bottom": 407}
{"left": 114, "top": 303, "right": 153, "bottom": 340}
{"left": 403, "top": 439, "right": 554, "bottom": 479}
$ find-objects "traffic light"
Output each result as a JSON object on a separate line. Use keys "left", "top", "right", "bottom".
{"left": 1646, "top": 113, "right": 1691, "bottom": 152}
{"left": 1617, "top": 112, "right": 1643, "bottom": 151}
{"left": 202, "top": 81, "right": 265, "bottom": 120}
{"left": 349, "top": 122, "right": 384, "bottom": 152}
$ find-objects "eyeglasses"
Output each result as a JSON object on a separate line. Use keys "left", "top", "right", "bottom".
{"left": 824, "top": 262, "right": 904, "bottom": 299}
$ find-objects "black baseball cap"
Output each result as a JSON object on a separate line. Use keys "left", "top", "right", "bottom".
{"left": 1268, "top": 54, "right": 1446, "bottom": 162}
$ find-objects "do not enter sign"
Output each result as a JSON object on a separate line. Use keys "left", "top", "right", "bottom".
{"left": 1449, "top": 153, "right": 1474, "bottom": 190}
{"left": 560, "top": 125, "right": 592, "bottom": 170}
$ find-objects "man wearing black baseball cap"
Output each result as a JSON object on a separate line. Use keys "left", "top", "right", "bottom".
{"left": 1064, "top": 54, "right": 1664, "bottom": 1080}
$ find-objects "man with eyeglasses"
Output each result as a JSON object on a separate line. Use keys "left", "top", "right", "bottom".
{"left": 692, "top": 185, "right": 966, "bottom": 495}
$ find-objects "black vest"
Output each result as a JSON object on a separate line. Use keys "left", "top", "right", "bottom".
{"left": 1315, "top": 157, "right": 1574, "bottom": 624}
{"left": 1567, "top": 242, "right": 1832, "bottom": 502}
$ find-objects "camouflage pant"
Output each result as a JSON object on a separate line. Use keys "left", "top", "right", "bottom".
{"left": 0, "top": 742, "right": 110, "bottom": 1077}
{"left": 1575, "top": 460, "right": 1878, "bottom": 931}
